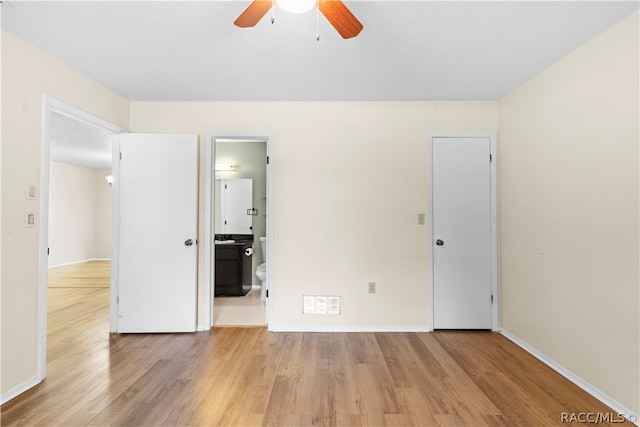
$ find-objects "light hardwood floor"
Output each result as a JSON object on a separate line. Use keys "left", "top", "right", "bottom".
{"left": 48, "top": 260, "right": 110, "bottom": 288}
{"left": 2, "top": 282, "right": 627, "bottom": 426}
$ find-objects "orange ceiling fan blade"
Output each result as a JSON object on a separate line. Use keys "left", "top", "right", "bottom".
{"left": 234, "top": 0, "right": 272, "bottom": 28}
{"left": 318, "top": 0, "right": 363, "bottom": 39}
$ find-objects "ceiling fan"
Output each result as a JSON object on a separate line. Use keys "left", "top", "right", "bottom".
{"left": 234, "top": 0, "right": 363, "bottom": 39}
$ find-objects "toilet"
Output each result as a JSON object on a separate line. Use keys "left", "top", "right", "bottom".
{"left": 255, "top": 236, "right": 267, "bottom": 301}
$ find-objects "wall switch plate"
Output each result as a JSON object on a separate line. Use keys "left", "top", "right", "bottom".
{"left": 418, "top": 213, "right": 425, "bottom": 225}
{"left": 368, "top": 282, "right": 376, "bottom": 294}
{"left": 25, "top": 184, "right": 38, "bottom": 200}
{"left": 25, "top": 212, "right": 36, "bottom": 228}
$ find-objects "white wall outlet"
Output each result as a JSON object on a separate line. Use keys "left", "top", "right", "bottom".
{"left": 368, "top": 282, "right": 376, "bottom": 294}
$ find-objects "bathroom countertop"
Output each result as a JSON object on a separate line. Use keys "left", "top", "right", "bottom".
{"left": 215, "top": 240, "right": 253, "bottom": 247}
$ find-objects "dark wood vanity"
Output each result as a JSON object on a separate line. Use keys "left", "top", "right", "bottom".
{"left": 214, "top": 234, "right": 254, "bottom": 297}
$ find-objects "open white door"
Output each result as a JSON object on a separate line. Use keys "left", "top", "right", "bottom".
{"left": 115, "top": 133, "right": 198, "bottom": 333}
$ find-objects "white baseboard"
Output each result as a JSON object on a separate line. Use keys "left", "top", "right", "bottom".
{"left": 270, "top": 325, "right": 430, "bottom": 333}
{"left": 48, "top": 258, "right": 111, "bottom": 269}
{"left": 500, "top": 329, "right": 639, "bottom": 426}
{"left": 1, "top": 375, "right": 41, "bottom": 405}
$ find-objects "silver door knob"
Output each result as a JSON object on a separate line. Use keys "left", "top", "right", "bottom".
{"left": 185, "top": 239, "right": 194, "bottom": 246}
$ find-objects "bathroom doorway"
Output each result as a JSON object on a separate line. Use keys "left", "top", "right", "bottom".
{"left": 204, "top": 133, "right": 273, "bottom": 329}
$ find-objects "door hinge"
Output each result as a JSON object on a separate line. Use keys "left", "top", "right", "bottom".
{"left": 47, "top": 247, "right": 50, "bottom": 255}
{"left": 491, "top": 294, "right": 494, "bottom": 304}
{"left": 120, "top": 152, "right": 122, "bottom": 160}
{"left": 489, "top": 154, "right": 492, "bottom": 162}
{"left": 266, "top": 289, "right": 269, "bottom": 298}
{"left": 266, "top": 156, "right": 269, "bottom": 165}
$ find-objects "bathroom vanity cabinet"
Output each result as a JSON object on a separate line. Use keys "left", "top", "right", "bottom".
{"left": 214, "top": 235, "right": 253, "bottom": 297}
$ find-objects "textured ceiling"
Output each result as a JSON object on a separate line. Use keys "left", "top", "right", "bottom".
{"left": 4, "top": 1, "right": 638, "bottom": 168}
{"left": 49, "top": 111, "right": 114, "bottom": 169}
{"left": 3, "top": 1, "right": 638, "bottom": 102}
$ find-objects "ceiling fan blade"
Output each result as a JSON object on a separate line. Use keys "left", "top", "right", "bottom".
{"left": 318, "top": 0, "right": 363, "bottom": 39}
{"left": 234, "top": 1, "right": 272, "bottom": 28}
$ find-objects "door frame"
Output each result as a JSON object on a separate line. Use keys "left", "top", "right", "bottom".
{"left": 203, "top": 132, "right": 274, "bottom": 331}
{"left": 427, "top": 132, "right": 499, "bottom": 331}
{"left": 39, "top": 95, "right": 127, "bottom": 378}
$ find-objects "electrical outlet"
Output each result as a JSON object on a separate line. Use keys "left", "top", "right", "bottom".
{"left": 368, "top": 282, "right": 376, "bottom": 294}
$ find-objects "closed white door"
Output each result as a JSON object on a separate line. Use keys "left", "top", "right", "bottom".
{"left": 116, "top": 133, "right": 199, "bottom": 333}
{"left": 221, "top": 178, "right": 253, "bottom": 234}
{"left": 432, "top": 136, "right": 493, "bottom": 329}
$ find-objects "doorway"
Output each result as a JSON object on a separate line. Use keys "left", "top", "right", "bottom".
{"left": 38, "top": 95, "right": 126, "bottom": 378}
{"left": 428, "top": 133, "right": 499, "bottom": 331}
{"left": 204, "top": 133, "right": 274, "bottom": 330}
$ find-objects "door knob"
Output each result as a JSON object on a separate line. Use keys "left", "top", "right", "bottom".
{"left": 435, "top": 239, "right": 444, "bottom": 246}
{"left": 185, "top": 239, "right": 194, "bottom": 246}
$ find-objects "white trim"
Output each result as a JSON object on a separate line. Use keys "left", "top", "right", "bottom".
{"left": 48, "top": 258, "right": 111, "bottom": 269}
{"left": 427, "top": 132, "right": 499, "bottom": 331}
{"left": 109, "top": 135, "right": 121, "bottom": 332}
{"left": 271, "top": 325, "right": 431, "bottom": 333}
{"left": 202, "top": 138, "right": 214, "bottom": 331}
{"left": 203, "top": 132, "right": 275, "bottom": 331}
{"left": 40, "top": 95, "right": 127, "bottom": 381}
{"left": 501, "top": 329, "right": 639, "bottom": 426}
{"left": 0, "top": 375, "right": 41, "bottom": 405}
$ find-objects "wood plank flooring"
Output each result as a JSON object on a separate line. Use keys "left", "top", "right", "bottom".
{"left": 48, "top": 261, "right": 110, "bottom": 288}
{"left": 2, "top": 288, "right": 628, "bottom": 426}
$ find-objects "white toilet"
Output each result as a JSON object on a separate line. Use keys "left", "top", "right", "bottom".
{"left": 255, "top": 236, "right": 267, "bottom": 301}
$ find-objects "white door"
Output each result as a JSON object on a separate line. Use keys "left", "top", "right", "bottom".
{"left": 432, "top": 136, "right": 493, "bottom": 329}
{"left": 116, "top": 133, "right": 199, "bottom": 333}
{"left": 221, "top": 178, "right": 253, "bottom": 234}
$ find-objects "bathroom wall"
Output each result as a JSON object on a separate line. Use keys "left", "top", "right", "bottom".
{"left": 498, "top": 11, "right": 639, "bottom": 413}
{"left": 215, "top": 140, "right": 268, "bottom": 282}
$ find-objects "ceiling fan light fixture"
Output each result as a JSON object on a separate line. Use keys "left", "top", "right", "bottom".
{"left": 276, "top": 0, "right": 316, "bottom": 14}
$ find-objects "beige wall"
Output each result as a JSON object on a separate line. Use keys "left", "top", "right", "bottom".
{"left": 1, "top": 31, "right": 129, "bottom": 397}
{"left": 93, "top": 168, "right": 113, "bottom": 259}
{"left": 130, "top": 101, "right": 498, "bottom": 330}
{"left": 498, "top": 11, "right": 639, "bottom": 413}
{"left": 48, "top": 162, "right": 111, "bottom": 267}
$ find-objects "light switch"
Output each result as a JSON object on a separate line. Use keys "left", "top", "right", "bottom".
{"left": 25, "top": 212, "right": 36, "bottom": 228}
{"left": 25, "top": 184, "right": 38, "bottom": 200}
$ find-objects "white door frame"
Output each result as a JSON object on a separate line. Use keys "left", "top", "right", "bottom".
{"left": 203, "top": 132, "right": 274, "bottom": 331}
{"left": 427, "top": 132, "right": 499, "bottom": 331}
{"left": 39, "top": 95, "right": 127, "bottom": 378}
